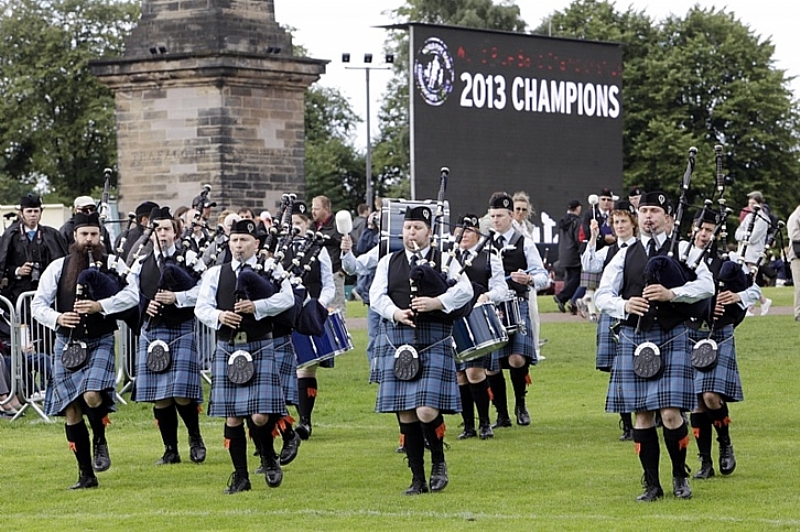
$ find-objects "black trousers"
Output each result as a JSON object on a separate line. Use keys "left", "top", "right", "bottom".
{"left": 557, "top": 266, "right": 582, "bottom": 303}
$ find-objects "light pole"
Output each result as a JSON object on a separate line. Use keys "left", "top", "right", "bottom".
{"left": 342, "top": 53, "right": 393, "bottom": 209}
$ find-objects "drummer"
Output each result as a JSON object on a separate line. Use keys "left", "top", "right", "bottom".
{"left": 453, "top": 214, "right": 508, "bottom": 440}
{"left": 486, "top": 193, "right": 549, "bottom": 428}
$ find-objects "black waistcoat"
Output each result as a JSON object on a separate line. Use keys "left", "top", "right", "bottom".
{"left": 56, "top": 257, "right": 119, "bottom": 339}
{"left": 139, "top": 254, "right": 195, "bottom": 327}
{"left": 620, "top": 240, "right": 684, "bottom": 331}
{"left": 386, "top": 248, "right": 454, "bottom": 324}
{"left": 463, "top": 250, "right": 491, "bottom": 294}
{"left": 216, "top": 264, "right": 272, "bottom": 342}
{"left": 499, "top": 232, "right": 529, "bottom": 297}
{"left": 282, "top": 240, "right": 322, "bottom": 299}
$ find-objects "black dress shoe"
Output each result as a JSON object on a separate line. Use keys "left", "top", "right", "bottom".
{"left": 457, "top": 427, "right": 477, "bottom": 440}
{"left": 395, "top": 445, "right": 406, "bottom": 454}
{"left": 492, "top": 415, "right": 512, "bottom": 429}
{"left": 553, "top": 295, "right": 566, "bottom": 313}
{"left": 68, "top": 473, "right": 99, "bottom": 490}
{"left": 295, "top": 420, "right": 312, "bottom": 441}
{"left": 93, "top": 442, "right": 111, "bottom": 472}
{"left": 189, "top": 435, "right": 206, "bottom": 463}
{"left": 263, "top": 456, "right": 283, "bottom": 488}
{"left": 635, "top": 485, "right": 664, "bottom": 502}
{"left": 224, "top": 472, "right": 251, "bottom": 494}
{"left": 279, "top": 432, "right": 302, "bottom": 465}
{"left": 515, "top": 404, "right": 531, "bottom": 426}
{"left": 156, "top": 446, "right": 181, "bottom": 465}
{"left": 672, "top": 476, "right": 692, "bottom": 499}
{"left": 402, "top": 479, "right": 429, "bottom": 495}
{"left": 693, "top": 456, "right": 715, "bottom": 479}
{"left": 719, "top": 444, "right": 736, "bottom": 475}
{"left": 479, "top": 424, "right": 494, "bottom": 440}
{"left": 619, "top": 428, "right": 634, "bottom": 441}
{"left": 429, "top": 462, "right": 448, "bottom": 492}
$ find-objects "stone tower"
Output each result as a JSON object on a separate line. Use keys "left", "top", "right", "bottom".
{"left": 91, "top": 0, "right": 326, "bottom": 214}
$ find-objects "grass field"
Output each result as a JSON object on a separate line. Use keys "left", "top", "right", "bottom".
{"left": 2, "top": 294, "right": 799, "bottom": 531}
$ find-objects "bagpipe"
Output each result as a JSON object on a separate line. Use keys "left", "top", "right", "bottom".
{"left": 178, "top": 184, "right": 214, "bottom": 269}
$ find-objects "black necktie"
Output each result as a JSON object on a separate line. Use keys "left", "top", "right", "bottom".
{"left": 496, "top": 235, "right": 506, "bottom": 248}
{"left": 647, "top": 238, "right": 657, "bottom": 257}
{"left": 410, "top": 254, "right": 420, "bottom": 267}
{"left": 620, "top": 242, "right": 628, "bottom": 249}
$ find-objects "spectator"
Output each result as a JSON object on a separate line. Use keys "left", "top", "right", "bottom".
{"left": 350, "top": 204, "right": 370, "bottom": 250}
{"left": 60, "top": 196, "right": 113, "bottom": 254}
{"left": 554, "top": 199, "right": 582, "bottom": 313}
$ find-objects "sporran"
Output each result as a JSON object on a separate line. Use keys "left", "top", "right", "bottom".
{"left": 146, "top": 339, "right": 172, "bottom": 373}
{"left": 633, "top": 342, "right": 663, "bottom": 379}
{"left": 62, "top": 339, "right": 88, "bottom": 371}
{"left": 227, "top": 349, "right": 255, "bottom": 385}
{"left": 393, "top": 344, "right": 421, "bottom": 381}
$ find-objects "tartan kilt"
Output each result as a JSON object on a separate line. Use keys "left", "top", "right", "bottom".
{"left": 207, "top": 339, "right": 288, "bottom": 418}
{"left": 374, "top": 318, "right": 461, "bottom": 414}
{"left": 688, "top": 325, "right": 744, "bottom": 403}
{"left": 580, "top": 270, "right": 602, "bottom": 290}
{"left": 456, "top": 353, "right": 494, "bottom": 371}
{"left": 605, "top": 323, "right": 696, "bottom": 413}
{"left": 132, "top": 320, "right": 203, "bottom": 404}
{"left": 45, "top": 334, "right": 117, "bottom": 417}
{"left": 273, "top": 334, "right": 299, "bottom": 406}
{"left": 492, "top": 299, "right": 537, "bottom": 367}
{"left": 595, "top": 313, "right": 619, "bottom": 371}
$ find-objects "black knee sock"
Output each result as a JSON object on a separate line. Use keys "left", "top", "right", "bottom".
{"left": 706, "top": 403, "right": 731, "bottom": 446}
{"left": 224, "top": 424, "right": 248, "bottom": 477}
{"left": 470, "top": 379, "right": 491, "bottom": 426}
{"left": 297, "top": 377, "right": 317, "bottom": 422}
{"left": 278, "top": 415, "right": 296, "bottom": 442}
{"left": 65, "top": 421, "right": 93, "bottom": 476}
{"left": 175, "top": 402, "right": 202, "bottom": 439}
{"left": 400, "top": 421, "right": 425, "bottom": 482}
{"left": 245, "top": 417, "right": 262, "bottom": 457}
{"left": 663, "top": 422, "right": 690, "bottom": 477}
{"left": 154, "top": 404, "right": 179, "bottom": 448}
{"left": 487, "top": 372, "right": 508, "bottom": 418}
{"left": 690, "top": 412, "right": 713, "bottom": 458}
{"left": 421, "top": 415, "right": 446, "bottom": 465}
{"left": 509, "top": 366, "right": 530, "bottom": 405}
{"left": 249, "top": 418, "right": 278, "bottom": 464}
{"left": 634, "top": 427, "right": 660, "bottom": 488}
{"left": 620, "top": 413, "right": 633, "bottom": 431}
{"left": 85, "top": 405, "right": 108, "bottom": 445}
{"left": 458, "top": 383, "right": 474, "bottom": 429}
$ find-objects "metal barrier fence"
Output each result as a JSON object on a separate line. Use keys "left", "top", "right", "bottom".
{"left": 3, "top": 291, "right": 217, "bottom": 423}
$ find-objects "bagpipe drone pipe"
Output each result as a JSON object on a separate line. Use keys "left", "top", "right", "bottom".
{"left": 75, "top": 248, "right": 139, "bottom": 330}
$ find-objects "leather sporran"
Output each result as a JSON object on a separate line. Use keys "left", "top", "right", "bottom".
{"left": 62, "top": 339, "right": 88, "bottom": 372}
{"left": 691, "top": 339, "right": 718, "bottom": 371}
{"left": 633, "top": 342, "right": 662, "bottom": 379}
{"left": 393, "top": 344, "right": 421, "bottom": 381}
{"left": 146, "top": 340, "right": 172, "bottom": 373}
{"left": 227, "top": 350, "right": 255, "bottom": 385}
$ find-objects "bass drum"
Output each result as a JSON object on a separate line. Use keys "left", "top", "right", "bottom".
{"left": 379, "top": 198, "right": 450, "bottom": 258}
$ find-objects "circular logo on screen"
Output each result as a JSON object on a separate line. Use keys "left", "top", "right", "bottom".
{"left": 414, "top": 37, "right": 455, "bottom": 107}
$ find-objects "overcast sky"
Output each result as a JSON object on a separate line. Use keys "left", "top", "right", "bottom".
{"left": 276, "top": 1, "right": 800, "bottom": 149}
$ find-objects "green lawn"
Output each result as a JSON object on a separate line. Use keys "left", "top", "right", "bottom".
{"left": 2, "top": 316, "right": 800, "bottom": 530}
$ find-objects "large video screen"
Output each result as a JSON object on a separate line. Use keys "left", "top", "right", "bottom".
{"left": 410, "top": 24, "right": 623, "bottom": 245}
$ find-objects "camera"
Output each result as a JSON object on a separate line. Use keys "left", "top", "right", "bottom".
{"left": 30, "top": 262, "right": 41, "bottom": 283}
{"left": 368, "top": 212, "right": 379, "bottom": 228}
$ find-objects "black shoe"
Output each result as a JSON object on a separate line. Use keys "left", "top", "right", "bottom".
{"left": 479, "top": 424, "right": 494, "bottom": 440}
{"left": 68, "top": 472, "right": 99, "bottom": 490}
{"left": 719, "top": 444, "right": 736, "bottom": 475}
{"left": 430, "top": 462, "right": 448, "bottom": 492}
{"left": 635, "top": 485, "right": 664, "bottom": 502}
{"left": 92, "top": 442, "right": 111, "bottom": 472}
{"left": 672, "top": 476, "right": 692, "bottom": 499}
{"left": 457, "top": 427, "right": 477, "bottom": 440}
{"left": 515, "top": 403, "right": 531, "bottom": 426}
{"left": 693, "top": 456, "right": 715, "bottom": 479}
{"left": 295, "top": 420, "right": 312, "bottom": 441}
{"left": 156, "top": 446, "right": 181, "bottom": 465}
{"left": 254, "top": 453, "right": 270, "bottom": 475}
{"left": 264, "top": 456, "right": 283, "bottom": 488}
{"left": 189, "top": 435, "right": 206, "bottom": 464}
{"left": 279, "top": 432, "right": 302, "bottom": 466}
{"left": 224, "top": 472, "right": 251, "bottom": 494}
{"left": 619, "top": 428, "right": 634, "bottom": 441}
{"left": 492, "top": 415, "right": 512, "bottom": 429}
{"left": 568, "top": 303, "right": 578, "bottom": 315}
{"left": 553, "top": 295, "right": 566, "bottom": 313}
{"left": 395, "top": 445, "right": 406, "bottom": 454}
{"left": 403, "top": 478, "right": 429, "bottom": 495}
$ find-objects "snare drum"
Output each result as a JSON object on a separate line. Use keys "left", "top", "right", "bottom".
{"left": 292, "top": 311, "right": 354, "bottom": 369}
{"left": 497, "top": 295, "right": 523, "bottom": 335}
{"left": 453, "top": 303, "right": 509, "bottom": 362}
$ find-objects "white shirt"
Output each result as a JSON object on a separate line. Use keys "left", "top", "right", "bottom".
{"left": 734, "top": 210, "right": 769, "bottom": 264}
{"left": 127, "top": 244, "right": 204, "bottom": 309}
{"left": 369, "top": 245, "right": 473, "bottom": 322}
{"left": 461, "top": 244, "right": 507, "bottom": 304}
{"left": 341, "top": 245, "right": 379, "bottom": 277}
{"left": 495, "top": 227, "right": 550, "bottom": 291}
{"left": 582, "top": 236, "right": 637, "bottom": 274}
{"left": 685, "top": 245, "right": 761, "bottom": 309}
{"left": 194, "top": 255, "right": 295, "bottom": 330}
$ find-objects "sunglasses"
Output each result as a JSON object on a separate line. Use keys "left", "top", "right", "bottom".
{"left": 78, "top": 206, "right": 97, "bottom": 213}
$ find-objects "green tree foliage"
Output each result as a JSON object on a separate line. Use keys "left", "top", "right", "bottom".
{"left": 0, "top": 0, "right": 139, "bottom": 205}
{"left": 374, "top": 0, "right": 527, "bottom": 197}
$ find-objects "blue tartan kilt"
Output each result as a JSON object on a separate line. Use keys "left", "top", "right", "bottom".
{"left": 492, "top": 299, "right": 537, "bottom": 367}
{"left": 132, "top": 320, "right": 203, "bottom": 404}
{"left": 207, "top": 339, "right": 288, "bottom": 418}
{"left": 605, "top": 323, "right": 696, "bottom": 413}
{"left": 374, "top": 319, "right": 461, "bottom": 414}
{"left": 45, "top": 334, "right": 117, "bottom": 417}
{"left": 580, "top": 270, "right": 602, "bottom": 290}
{"left": 595, "top": 313, "right": 619, "bottom": 371}
{"left": 273, "top": 335, "right": 299, "bottom": 406}
{"left": 688, "top": 325, "right": 744, "bottom": 403}
{"left": 456, "top": 353, "right": 494, "bottom": 371}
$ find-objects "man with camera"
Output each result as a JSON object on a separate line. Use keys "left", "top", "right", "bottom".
{"left": 0, "top": 193, "right": 68, "bottom": 304}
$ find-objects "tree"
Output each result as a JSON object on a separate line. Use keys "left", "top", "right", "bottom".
{"left": 373, "top": 0, "right": 527, "bottom": 197}
{"left": 0, "top": 0, "right": 139, "bottom": 205}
